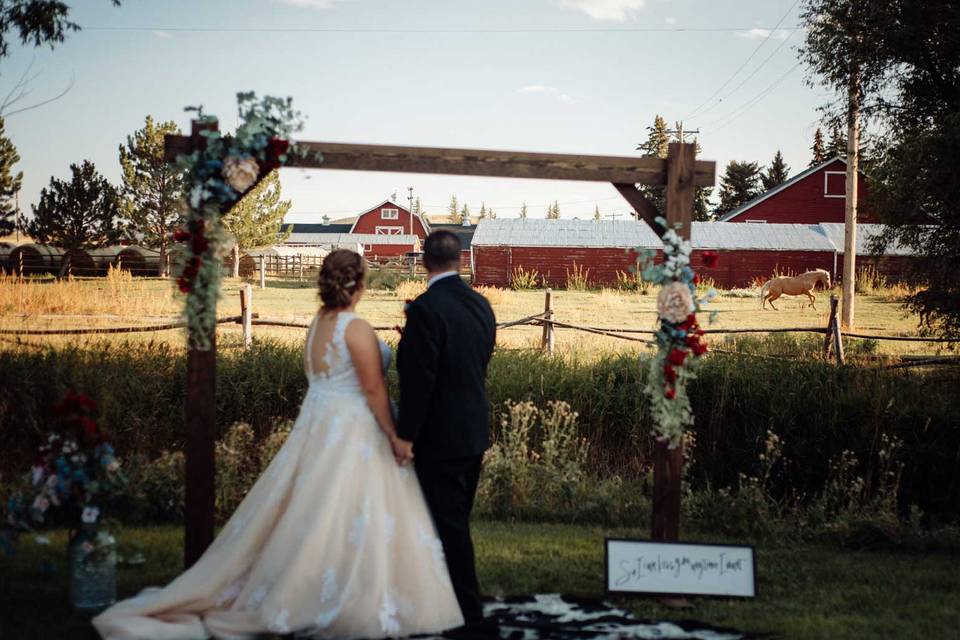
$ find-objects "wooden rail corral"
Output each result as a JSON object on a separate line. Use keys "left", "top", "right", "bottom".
{"left": 165, "top": 126, "right": 714, "bottom": 566}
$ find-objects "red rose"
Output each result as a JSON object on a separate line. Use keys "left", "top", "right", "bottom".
{"left": 75, "top": 394, "right": 96, "bottom": 412}
{"left": 702, "top": 251, "right": 720, "bottom": 269}
{"left": 183, "top": 257, "right": 201, "bottom": 279}
{"left": 664, "top": 364, "right": 677, "bottom": 385}
{"left": 667, "top": 348, "right": 687, "bottom": 367}
{"left": 693, "top": 274, "right": 701, "bottom": 285}
{"left": 691, "top": 339, "right": 708, "bottom": 356}
{"left": 173, "top": 229, "right": 191, "bottom": 243}
{"left": 664, "top": 387, "right": 676, "bottom": 400}
{"left": 79, "top": 416, "right": 98, "bottom": 439}
{"left": 265, "top": 137, "right": 290, "bottom": 169}
{"left": 177, "top": 276, "right": 192, "bottom": 293}
{"left": 191, "top": 233, "right": 209, "bottom": 254}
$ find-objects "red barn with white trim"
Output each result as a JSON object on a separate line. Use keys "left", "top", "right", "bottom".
{"left": 349, "top": 199, "right": 429, "bottom": 256}
{"left": 719, "top": 156, "right": 876, "bottom": 224}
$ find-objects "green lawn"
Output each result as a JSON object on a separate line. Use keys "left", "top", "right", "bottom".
{"left": 2, "top": 522, "right": 958, "bottom": 639}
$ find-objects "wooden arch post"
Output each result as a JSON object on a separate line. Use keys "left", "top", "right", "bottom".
{"left": 164, "top": 131, "right": 712, "bottom": 564}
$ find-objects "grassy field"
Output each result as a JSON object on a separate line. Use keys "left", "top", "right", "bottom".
{"left": 1, "top": 522, "right": 958, "bottom": 640}
{"left": 0, "top": 272, "right": 943, "bottom": 356}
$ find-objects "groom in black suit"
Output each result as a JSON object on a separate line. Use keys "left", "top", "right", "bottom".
{"left": 395, "top": 230, "right": 497, "bottom": 625}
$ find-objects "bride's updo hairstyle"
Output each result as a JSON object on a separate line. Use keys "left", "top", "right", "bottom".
{"left": 317, "top": 250, "right": 367, "bottom": 311}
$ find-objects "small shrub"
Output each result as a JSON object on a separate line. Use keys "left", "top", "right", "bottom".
{"left": 565, "top": 263, "right": 590, "bottom": 291}
{"left": 614, "top": 269, "right": 649, "bottom": 294}
{"left": 510, "top": 266, "right": 541, "bottom": 291}
{"left": 395, "top": 278, "right": 427, "bottom": 300}
{"left": 856, "top": 264, "right": 888, "bottom": 294}
{"left": 366, "top": 268, "right": 402, "bottom": 291}
{"left": 474, "top": 285, "right": 507, "bottom": 306}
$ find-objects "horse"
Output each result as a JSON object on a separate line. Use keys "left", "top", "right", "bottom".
{"left": 760, "top": 269, "right": 831, "bottom": 310}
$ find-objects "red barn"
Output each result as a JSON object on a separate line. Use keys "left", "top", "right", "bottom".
{"left": 349, "top": 199, "right": 429, "bottom": 256}
{"left": 719, "top": 156, "right": 875, "bottom": 224}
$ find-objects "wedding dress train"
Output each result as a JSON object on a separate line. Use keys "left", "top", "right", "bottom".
{"left": 93, "top": 311, "right": 464, "bottom": 639}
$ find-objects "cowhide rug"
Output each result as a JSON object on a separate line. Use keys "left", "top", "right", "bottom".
{"left": 421, "top": 594, "right": 771, "bottom": 640}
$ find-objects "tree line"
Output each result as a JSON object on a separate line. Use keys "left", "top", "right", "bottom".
{"left": 0, "top": 116, "right": 291, "bottom": 277}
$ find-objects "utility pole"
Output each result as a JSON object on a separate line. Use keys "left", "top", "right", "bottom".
{"left": 842, "top": 62, "right": 861, "bottom": 329}
{"left": 407, "top": 186, "right": 414, "bottom": 236}
{"left": 606, "top": 212, "right": 624, "bottom": 221}
{"left": 666, "top": 122, "right": 700, "bottom": 145}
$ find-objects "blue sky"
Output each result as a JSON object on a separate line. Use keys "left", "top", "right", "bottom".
{"left": 4, "top": 0, "right": 828, "bottom": 222}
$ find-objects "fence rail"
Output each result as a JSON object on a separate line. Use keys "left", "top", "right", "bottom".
{"left": 1, "top": 288, "right": 956, "bottom": 369}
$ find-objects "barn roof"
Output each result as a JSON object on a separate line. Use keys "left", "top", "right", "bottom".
{"left": 817, "top": 223, "right": 913, "bottom": 256}
{"left": 287, "top": 223, "right": 353, "bottom": 234}
{"left": 350, "top": 198, "right": 430, "bottom": 234}
{"left": 717, "top": 156, "right": 847, "bottom": 222}
{"left": 245, "top": 246, "right": 331, "bottom": 258}
{"left": 430, "top": 223, "right": 477, "bottom": 249}
{"left": 471, "top": 218, "right": 661, "bottom": 248}
{"left": 692, "top": 222, "right": 836, "bottom": 251}
{"left": 284, "top": 233, "right": 419, "bottom": 246}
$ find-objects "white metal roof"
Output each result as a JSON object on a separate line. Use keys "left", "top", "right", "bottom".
{"left": 817, "top": 223, "right": 913, "bottom": 256}
{"left": 471, "top": 218, "right": 914, "bottom": 255}
{"left": 285, "top": 233, "right": 418, "bottom": 246}
{"left": 470, "top": 218, "right": 662, "bottom": 248}
{"left": 691, "top": 222, "right": 836, "bottom": 251}
{"left": 244, "top": 246, "right": 330, "bottom": 258}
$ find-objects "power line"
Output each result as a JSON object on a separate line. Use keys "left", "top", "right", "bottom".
{"left": 683, "top": 0, "right": 800, "bottom": 120}
{"left": 702, "top": 62, "right": 802, "bottom": 132}
{"left": 85, "top": 25, "right": 802, "bottom": 34}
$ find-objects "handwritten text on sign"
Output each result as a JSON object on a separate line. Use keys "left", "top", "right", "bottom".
{"left": 606, "top": 539, "right": 756, "bottom": 597}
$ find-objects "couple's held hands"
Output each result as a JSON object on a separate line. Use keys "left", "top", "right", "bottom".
{"left": 390, "top": 436, "right": 414, "bottom": 466}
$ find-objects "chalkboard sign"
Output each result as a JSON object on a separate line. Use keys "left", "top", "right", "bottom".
{"left": 605, "top": 538, "right": 756, "bottom": 598}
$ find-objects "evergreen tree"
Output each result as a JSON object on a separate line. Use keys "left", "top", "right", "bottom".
{"left": 635, "top": 115, "right": 714, "bottom": 222}
{"left": 519, "top": 201, "right": 528, "bottom": 219}
{"left": 761, "top": 150, "right": 791, "bottom": 191}
{"left": 0, "top": 117, "right": 22, "bottom": 235}
{"left": 714, "top": 161, "right": 761, "bottom": 217}
{"left": 546, "top": 200, "right": 560, "bottom": 219}
{"left": 810, "top": 127, "right": 827, "bottom": 166}
{"left": 828, "top": 126, "right": 847, "bottom": 158}
{"left": 638, "top": 115, "right": 670, "bottom": 157}
{"left": 489, "top": 207, "right": 496, "bottom": 219}
{"left": 479, "top": 202, "right": 487, "bottom": 219}
{"left": 459, "top": 203, "right": 470, "bottom": 224}
{"left": 222, "top": 170, "right": 292, "bottom": 277}
{"left": 118, "top": 116, "right": 186, "bottom": 277}
{"left": 412, "top": 196, "right": 423, "bottom": 216}
{"left": 27, "top": 160, "right": 122, "bottom": 271}
{"left": 594, "top": 205, "right": 601, "bottom": 220}
{"left": 447, "top": 195, "right": 459, "bottom": 222}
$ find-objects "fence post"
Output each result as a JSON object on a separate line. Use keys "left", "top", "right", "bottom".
{"left": 824, "top": 295, "right": 845, "bottom": 364}
{"left": 824, "top": 295, "right": 838, "bottom": 357}
{"left": 259, "top": 255, "right": 266, "bottom": 289}
{"left": 298, "top": 255, "right": 304, "bottom": 282}
{"left": 240, "top": 284, "right": 253, "bottom": 349}
{"left": 541, "top": 288, "right": 554, "bottom": 355}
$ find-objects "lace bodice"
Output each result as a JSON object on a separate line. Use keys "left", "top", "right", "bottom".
{"left": 304, "top": 311, "right": 391, "bottom": 395}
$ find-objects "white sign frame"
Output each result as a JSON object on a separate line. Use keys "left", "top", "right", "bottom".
{"left": 605, "top": 538, "right": 757, "bottom": 598}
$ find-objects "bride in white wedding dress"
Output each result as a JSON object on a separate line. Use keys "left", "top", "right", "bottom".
{"left": 93, "top": 250, "right": 464, "bottom": 639}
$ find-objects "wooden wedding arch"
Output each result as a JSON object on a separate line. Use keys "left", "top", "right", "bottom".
{"left": 165, "top": 122, "right": 716, "bottom": 567}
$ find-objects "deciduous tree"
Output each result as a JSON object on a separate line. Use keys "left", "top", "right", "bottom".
{"left": 221, "top": 170, "right": 291, "bottom": 278}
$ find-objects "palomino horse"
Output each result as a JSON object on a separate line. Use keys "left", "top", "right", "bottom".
{"left": 760, "top": 269, "right": 831, "bottom": 310}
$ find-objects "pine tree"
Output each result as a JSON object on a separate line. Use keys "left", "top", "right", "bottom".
{"left": 222, "top": 170, "right": 292, "bottom": 277}
{"left": 635, "top": 115, "right": 714, "bottom": 222}
{"left": 638, "top": 115, "right": 670, "bottom": 157}
{"left": 27, "top": 160, "right": 122, "bottom": 271}
{"left": 0, "top": 117, "right": 22, "bottom": 235}
{"left": 460, "top": 203, "right": 470, "bottom": 224}
{"left": 488, "top": 207, "right": 496, "bottom": 219}
{"left": 714, "top": 161, "right": 761, "bottom": 217}
{"left": 828, "top": 126, "right": 847, "bottom": 158}
{"left": 118, "top": 116, "right": 186, "bottom": 276}
{"left": 594, "top": 205, "right": 601, "bottom": 220}
{"left": 761, "top": 150, "right": 791, "bottom": 191}
{"left": 546, "top": 200, "right": 560, "bottom": 219}
{"left": 448, "top": 195, "right": 459, "bottom": 222}
{"left": 479, "top": 202, "right": 487, "bottom": 219}
{"left": 519, "top": 202, "right": 528, "bottom": 219}
{"left": 810, "top": 127, "right": 827, "bottom": 165}
{"left": 412, "top": 196, "right": 423, "bottom": 216}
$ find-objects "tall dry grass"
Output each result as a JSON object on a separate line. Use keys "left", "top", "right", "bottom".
{"left": 0, "top": 267, "right": 180, "bottom": 317}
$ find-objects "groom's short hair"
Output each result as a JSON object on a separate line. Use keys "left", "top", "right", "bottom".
{"left": 423, "top": 230, "right": 462, "bottom": 271}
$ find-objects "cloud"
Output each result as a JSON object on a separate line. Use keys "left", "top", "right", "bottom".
{"left": 664, "top": 16, "right": 677, "bottom": 25}
{"left": 152, "top": 30, "right": 173, "bottom": 39}
{"left": 518, "top": 85, "right": 576, "bottom": 104}
{"left": 556, "top": 0, "right": 646, "bottom": 22}
{"left": 735, "top": 28, "right": 792, "bottom": 41}
{"left": 279, "top": 0, "right": 341, "bottom": 7}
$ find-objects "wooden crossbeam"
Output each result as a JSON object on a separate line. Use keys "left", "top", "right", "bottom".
{"left": 164, "top": 136, "right": 715, "bottom": 187}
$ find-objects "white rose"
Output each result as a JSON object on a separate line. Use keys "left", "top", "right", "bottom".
{"left": 222, "top": 155, "right": 260, "bottom": 193}
{"left": 657, "top": 281, "right": 695, "bottom": 324}
{"left": 81, "top": 506, "right": 100, "bottom": 524}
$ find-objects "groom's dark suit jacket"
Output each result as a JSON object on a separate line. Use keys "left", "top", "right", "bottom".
{"left": 397, "top": 275, "right": 497, "bottom": 460}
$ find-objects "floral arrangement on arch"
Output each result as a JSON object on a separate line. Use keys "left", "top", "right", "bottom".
{"left": 171, "top": 92, "right": 306, "bottom": 350}
{"left": 2, "top": 391, "right": 125, "bottom": 564}
{"left": 637, "top": 218, "right": 719, "bottom": 448}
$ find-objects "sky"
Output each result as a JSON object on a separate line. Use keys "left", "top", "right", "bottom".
{"left": 3, "top": 0, "right": 833, "bottom": 223}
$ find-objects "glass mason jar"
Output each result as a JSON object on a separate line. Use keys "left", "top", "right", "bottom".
{"left": 68, "top": 523, "right": 117, "bottom": 613}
